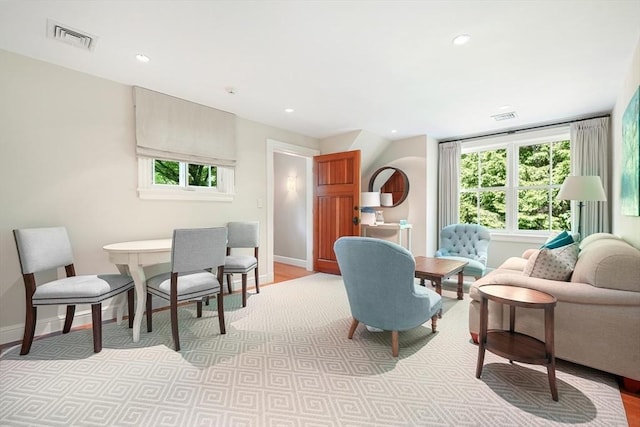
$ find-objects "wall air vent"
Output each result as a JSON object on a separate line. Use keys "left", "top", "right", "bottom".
{"left": 47, "top": 19, "right": 97, "bottom": 51}
{"left": 491, "top": 111, "right": 518, "bottom": 121}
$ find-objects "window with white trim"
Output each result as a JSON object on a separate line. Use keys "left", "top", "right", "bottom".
{"left": 138, "top": 158, "right": 235, "bottom": 201}
{"left": 459, "top": 130, "right": 571, "bottom": 233}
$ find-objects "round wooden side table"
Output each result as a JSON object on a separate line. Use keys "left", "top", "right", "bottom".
{"left": 475, "top": 284, "right": 558, "bottom": 401}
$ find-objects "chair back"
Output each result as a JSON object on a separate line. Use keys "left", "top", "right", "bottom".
{"left": 171, "top": 227, "right": 227, "bottom": 273}
{"left": 334, "top": 237, "right": 431, "bottom": 331}
{"left": 227, "top": 221, "right": 259, "bottom": 248}
{"left": 13, "top": 227, "right": 74, "bottom": 274}
{"left": 439, "top": 224, "right": 490, "bottom": 263}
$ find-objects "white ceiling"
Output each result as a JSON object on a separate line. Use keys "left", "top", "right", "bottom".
{"left": 1, "top": 1, "right": 639, "bottom": 141}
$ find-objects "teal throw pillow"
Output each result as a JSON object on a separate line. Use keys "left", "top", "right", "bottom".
{"left": 541, "top": 231, "right": 574, "bottom": 249}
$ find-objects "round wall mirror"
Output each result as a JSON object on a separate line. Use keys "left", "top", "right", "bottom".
{"left": 368, "top": 167, "right": 409, "bottom": 207}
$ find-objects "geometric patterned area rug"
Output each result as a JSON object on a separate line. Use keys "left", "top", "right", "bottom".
{"left": 0, "top": 273, "right": 628, "bottom": 426}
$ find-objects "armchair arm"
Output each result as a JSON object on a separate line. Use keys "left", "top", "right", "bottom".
{"left": 435, "top": 248, "right": 449, "bottom": 257}
{"left": 522, "top": 248, "right": 538, "bottom": 260}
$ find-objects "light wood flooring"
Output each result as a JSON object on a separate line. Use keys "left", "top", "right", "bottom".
{"left": 271, "top": 262, "right": 315, "bottom": 284}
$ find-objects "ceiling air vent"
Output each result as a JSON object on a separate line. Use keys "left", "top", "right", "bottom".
{"left": 491, "top": 111, "right": 518, "bottom": 121}
{"left": 47, "top": 19, "right": 97, "bottom": 51}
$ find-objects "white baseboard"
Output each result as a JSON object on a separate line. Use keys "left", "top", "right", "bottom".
{"left": 273, "top": 255, "right": 306, "bottom": 268}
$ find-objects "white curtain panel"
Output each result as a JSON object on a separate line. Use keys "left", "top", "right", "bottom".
{"left": 570, "top": 117, "right": 610, "bottom": 236}
{"left": 216, "top": 166, "right": 235, "bottom": 194}
{"left": 438, "top": 141, "right": 461, "bottom": 232}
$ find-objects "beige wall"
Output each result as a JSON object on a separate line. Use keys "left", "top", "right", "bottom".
{"left": 0, "top": 50, "right": 318, "bottom": 344}
{"left": 274, "top": 152, "right": 307, "bottom": 264}
{"left": 611, "top": 38, "right": 640, "bottom": 248}
{"left": 362, "top": 135, "right": 433, "bottom": 257}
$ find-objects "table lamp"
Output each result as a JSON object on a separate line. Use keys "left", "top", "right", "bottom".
{"left": 557, "top": 175, "right": 606, "bottom": 237}
{"left": 360, "top": 192, "right": 380, "bottom": 225}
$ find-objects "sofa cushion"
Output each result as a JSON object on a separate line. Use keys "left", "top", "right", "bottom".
{"left": 572, "top": 238, "right": 640, "bottom": 292}
{"left": 499, "top": 256, "right": 529, "bottom": 271}
{"left": 579, "top": 232, "right": 622, "bottom": 250}
{"left": 523, "top": 242, "right": 579, "bottom": 281}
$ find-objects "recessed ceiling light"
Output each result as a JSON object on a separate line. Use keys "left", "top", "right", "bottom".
{"left": 391, "top": 130, "right": 397, "bottom": 133}
{"left": 452, "top": 34, "right": 471, "bottom": 45}
{"left": 135, "top": 54, "right": 149, "bottom": 63}
{"left": 499, "top": 104, "right": 513, "bottom": 110}
{"left": 284, "top": 108, "right": 294, "bottom": 113}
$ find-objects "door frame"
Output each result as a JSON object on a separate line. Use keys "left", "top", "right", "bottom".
{"left": 267, "top": 139, "right": 320, "bottom": 281}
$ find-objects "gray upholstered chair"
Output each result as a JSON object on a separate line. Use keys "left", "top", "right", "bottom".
{"left": 146, "top": 227, "right": 227, "bottom": 351}
{"left": 435, "top": 223, "right": 491, "bottom": 279}
{"left": 334, "top": 236, "right": 442, "bottom": 357}
{"left": 13, "top": 226, "right": 135, "bottom": 355}
{"left": 224, "top": 221, "right": 259, "bottom": 307}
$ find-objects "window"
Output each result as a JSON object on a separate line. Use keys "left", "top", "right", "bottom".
{"left": 138, "top": 158, "right": 234, "bottom": 201}
{"left": 153, "top": 160, "right": 218, "bottom": 188}
{"left": 459, "top": 131, "right": 570, "bottom": 233}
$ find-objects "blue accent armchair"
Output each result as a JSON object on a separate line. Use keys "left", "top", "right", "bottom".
{"left": 435, "top": 224, "right": 491, "bottom": 279}
{"left": 334, "top": 237, "right": 442, "bottom": 357}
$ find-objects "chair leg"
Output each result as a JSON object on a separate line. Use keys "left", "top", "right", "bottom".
{"left": 171, "top": 293, "right": 180, "bottom": 351}
{"left": 63, "top": 305, "right": 76, "bottom": 333}
{"left": 197, "top": 300, "right": 203, "bottom": 318}
{"left": 227, "top": 274, "right": 233, "bottom": 294}
{"left": 347, "top": 318, "right": 359, "bottom": 339}
{"left": 391, "top": 331, "right": 399, "bottom": 357}
{"left": 242, "top": 274, "right": 248, "bottom": 307}
{"left": 91, "top": 303, "right": 102, "bottom": 353}
{"left": 254, "top": 267, "right": 259, "bottom": 294}
{"left": 217, "top": 293, "right": 226, "bottom": 335}
{"left": 146, "top": 293, "right": 153, "bottom": 332}
{"left": 20, "top": 306, "right": 37, "bottom": 355}
{"left": 431, "top": 314, "right": 438, "bottom": 333}
{"left": 127, "top": 288, "right": 134, "bottom": 329}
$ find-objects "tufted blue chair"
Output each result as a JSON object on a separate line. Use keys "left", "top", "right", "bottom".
{"left": 435, "top": 224, "right": 491, "bottom": 279}
{"left": 334, "top": 237, "right": 442, "bottom": 357}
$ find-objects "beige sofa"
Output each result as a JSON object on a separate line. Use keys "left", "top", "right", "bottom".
{"left": 468, "top": 233, "right": 640, "bottom": 383}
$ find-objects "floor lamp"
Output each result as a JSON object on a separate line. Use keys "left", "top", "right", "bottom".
{"left": 557, "top": 175, "right": 607, "bottom": 237}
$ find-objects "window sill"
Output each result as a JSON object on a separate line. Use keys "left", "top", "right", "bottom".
{"left": 489, "top": 232, "right": 550, "bottom": 244}
{"left": 137, "top": 188, "right": 234, "bottom": 202}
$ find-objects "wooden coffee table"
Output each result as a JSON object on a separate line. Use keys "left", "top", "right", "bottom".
{"left": 475, "top": 284, "right": 558, "bottom": 401}
{"left": 414, "top": 256, "right": 468, "bottom": 300}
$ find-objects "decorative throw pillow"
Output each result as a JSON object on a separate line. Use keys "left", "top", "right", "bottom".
{"left": 524, "top": 242, "right": 579, "bottom": 281}
{"left": 541, "top": 230, "right": 574, "bottom": 249}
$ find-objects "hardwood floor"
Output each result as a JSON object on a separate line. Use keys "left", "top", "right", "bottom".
{"left": 272, "top": 262, "right": 640, "bottom": 427}
{"left": 621, "top": 381, "right": 640, "bottom": 427}
{"left": 270, "top": 261, "right": 315, "bottom": 284}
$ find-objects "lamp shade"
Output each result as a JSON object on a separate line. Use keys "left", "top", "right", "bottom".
{"left": 557, "top": 176, "right": 607, "bottom": 202}
{"left": 361, "top": 192, "right": 380, "bottom": 207}
{"left": 380, "top": 193, "right": 393, "bottom": 206}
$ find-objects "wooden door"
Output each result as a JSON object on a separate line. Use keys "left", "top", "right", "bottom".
{"left": 313, "top": 150, "right": 361, "bottom": 274}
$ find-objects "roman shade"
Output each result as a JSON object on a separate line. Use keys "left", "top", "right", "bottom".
{"left": 133, "top": 86, "right": 236, "bottom": 166}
